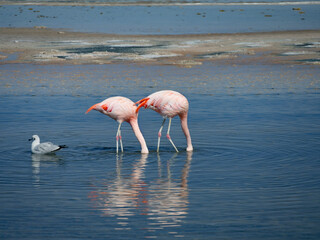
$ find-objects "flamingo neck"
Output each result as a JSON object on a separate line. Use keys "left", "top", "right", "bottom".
{"left": 180, "top": 113, "right": 193, "bottom": 151}
{"left": 129, "top": 118, "right": 149, "bottom": 154}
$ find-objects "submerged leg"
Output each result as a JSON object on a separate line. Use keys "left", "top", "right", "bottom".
{"left": 116, "top": 122, "right": 122, "bottom": 154}
{"left": 167, "top": 118, "right": 179, "bottom": 153}
{"left": 157, "top": 118, "right": 166, "bottom": 152}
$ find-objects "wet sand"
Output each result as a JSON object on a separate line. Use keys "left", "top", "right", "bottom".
{"left": 0, "top": 28, "right": 319, "bottom": 66}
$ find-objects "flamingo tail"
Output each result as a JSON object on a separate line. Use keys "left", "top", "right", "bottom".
{"left": 135, "top": 98, "right": 150, "bottom": 114}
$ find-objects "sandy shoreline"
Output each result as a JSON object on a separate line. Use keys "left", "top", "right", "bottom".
{"left": 0, "top": 27, "right": 319, "bottom": 66}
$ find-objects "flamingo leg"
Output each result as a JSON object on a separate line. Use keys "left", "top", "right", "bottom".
{"left": 167, "top": 118, "right": 179, "bottom": 153}
{"left": 119, "top": 128, "right": 123, "bottom": 153}
{"left": 116, "top": 122, "right": 123, "bottom": 154}
{"left": 157, "top": 118, "right": 166, "bottom": 152}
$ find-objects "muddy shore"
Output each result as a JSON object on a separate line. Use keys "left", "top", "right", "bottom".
{"left": 0, "top": 28, "right": 319, "bottom": 66}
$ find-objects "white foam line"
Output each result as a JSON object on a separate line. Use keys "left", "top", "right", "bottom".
{"left": 281, "top": 51, "right": 317, "bottom": 55}
{"left": 1, "top": 1, "right": 320, "bottom": 6}
{"left": 234, "top": 42, "right": 270, "bottom": 47}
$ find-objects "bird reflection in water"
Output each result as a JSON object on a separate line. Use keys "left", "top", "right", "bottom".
{"left": 89, "top": 153, "right": 149, "bottom": 228}
{"left": 88, "top": 152, "right": 192, "bottom": 235}
{"left": 31, "top": 154, "right": 63, "bottom": 187}
{"left": 147, "top": 152, "right": 192, "bottom": 231}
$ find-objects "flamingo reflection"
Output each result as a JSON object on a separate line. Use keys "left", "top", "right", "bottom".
{"left": 88, "top": 152, "right": 192, "bottom": 231}
{"left": 88, "top": 154, "right": 149, "bottom": 220}
{"left": 147, "top": 152, "right": 192, "bottom": 229}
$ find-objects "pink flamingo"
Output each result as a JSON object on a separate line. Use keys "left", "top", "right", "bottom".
{"left": 136, "top": 90, "right": 193, "bottom": 152}
{"left": 86, "top": 96, "right": 149, "bottom": 154}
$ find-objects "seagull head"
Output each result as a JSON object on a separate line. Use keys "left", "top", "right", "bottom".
{"left": 29, "top": 135, "right": 40, "bottom": 142}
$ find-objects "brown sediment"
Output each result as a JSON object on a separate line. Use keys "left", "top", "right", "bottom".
{"left": 0, "top": 27, "right": 319, "bottom": 66}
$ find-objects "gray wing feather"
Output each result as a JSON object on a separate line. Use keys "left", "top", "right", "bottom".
{"left": 33, "top": 142, "right": 60, "bottom": 154}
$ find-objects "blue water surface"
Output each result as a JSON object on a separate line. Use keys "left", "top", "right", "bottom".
{"left": 0, "top": 63, "right": 320, "bottom": 239}
{"left": 3, "top": 0, "right": 320, "bottom": 4}
{"left": 0, "top": 4, "right": 319, "bottom": 34}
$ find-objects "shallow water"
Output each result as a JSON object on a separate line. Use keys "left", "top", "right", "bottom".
{"left": 1, "top": 4, "right": 319, "bottom": 34}
{"left": 6, "top": 0, "right": 320, "bottom": 3}
{"left": 0, "top": 62, "right": 320, "bottom": 239}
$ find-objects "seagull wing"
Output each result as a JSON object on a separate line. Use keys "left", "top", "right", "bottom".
{"left": 33, "top": 142, "right": 61, "bottom": 154}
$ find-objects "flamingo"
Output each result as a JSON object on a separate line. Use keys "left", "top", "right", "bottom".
{"left": 86, "top": 96, "right": 149, "bottom": 154}
{"left": 136, "top": 90, "right": 193, "bottom": 152}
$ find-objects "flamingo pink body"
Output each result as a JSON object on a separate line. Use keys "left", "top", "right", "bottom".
{"left": 86, "top": 96, "right": 149, "bottom": 154}
{"left": 136, "top": 90, "right": 193, "bottom": 152}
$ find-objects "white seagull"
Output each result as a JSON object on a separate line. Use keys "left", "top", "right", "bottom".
{"left": 29, "top": 135, "right": 67, "bottom": 154}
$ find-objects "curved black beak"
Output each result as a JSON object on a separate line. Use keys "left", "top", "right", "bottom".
{"left": 28, "top": 138, "right": 33, "bottom": 141}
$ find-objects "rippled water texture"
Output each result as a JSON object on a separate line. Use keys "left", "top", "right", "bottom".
{"left": 0, "top": 63, "right": 320, "bottom": 239}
